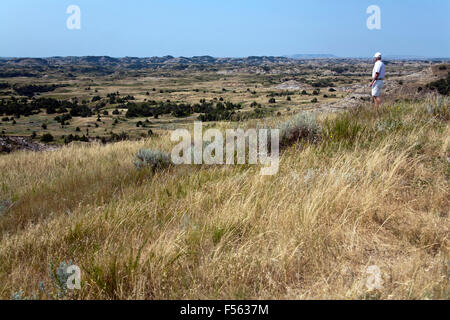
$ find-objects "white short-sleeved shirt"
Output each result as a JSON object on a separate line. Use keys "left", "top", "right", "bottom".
{"left": 372, "top": 60, "right": 385, "bottom": 79}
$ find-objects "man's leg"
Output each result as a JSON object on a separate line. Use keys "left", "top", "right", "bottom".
{"left": 376, "top": 96, "right": 382, "bottom": 111}
{"left": 373, "top": 96, "right": 381, "bottom": 113}
{"left": 372, "top": 83, "right": 379, "bottom": 113}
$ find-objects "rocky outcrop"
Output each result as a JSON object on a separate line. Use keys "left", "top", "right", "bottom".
{"left": 0, "top": 136, "right": 58, "bottom": 154}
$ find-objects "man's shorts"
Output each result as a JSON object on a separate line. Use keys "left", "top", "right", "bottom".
{"left": 372, "top": 80, "right": 384, "bottom": 97}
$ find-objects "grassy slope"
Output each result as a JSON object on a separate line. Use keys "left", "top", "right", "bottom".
{"left": 0, "top": 97, "right": 448, "bottom": 299}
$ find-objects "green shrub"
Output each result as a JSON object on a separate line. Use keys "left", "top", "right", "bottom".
{"left": 110, "top": 131, "right": 128, "bottom": 142}
{"left": 426, "top": 72, "right": 450, "bottom": 95}
{"left": 40, "top": 133, "right": 54, "bottom": 142}
{"left": 310, "top": 78, "right": 334, "bottom": 88}
{"left": 48, "top": 261, "right": 75, "bottom": 298}
{"left": 133, "top": 149, "right": 171, "bottom": 171}
{"left": 0, "top": 199, "right": 12, "bottom": 217}
{"left": 376, "top": 118, "right": 403, "bottom": 132}
{"left": 277, "top": 112, "right": 320, "bottom": 147}
{"left": 424, "top": 98, "right": 449, "bottom": 120}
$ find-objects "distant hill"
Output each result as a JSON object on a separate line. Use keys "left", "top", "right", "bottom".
{"left": 0, "top": 55, "right": 310, "bottom": 77}
{"left": 285, "top": 54, "right": 338, "bottom": 59}
{"left": 0, "top": 55, "right": 294, "bottom": 68}
{"left": 384, "top": 55, "right": 450, "bottom": 61}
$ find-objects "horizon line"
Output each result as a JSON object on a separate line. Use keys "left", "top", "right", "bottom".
{"left": 1, "top": 55, "right": 449, "bottom": 60}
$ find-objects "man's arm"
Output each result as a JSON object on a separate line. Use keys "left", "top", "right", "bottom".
{"left": 370, "top": 72, "right": 380, "bottom": 87}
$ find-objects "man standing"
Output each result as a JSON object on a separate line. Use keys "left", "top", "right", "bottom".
{"left": 369, "top": 52, "right": 386, "bottom": 112}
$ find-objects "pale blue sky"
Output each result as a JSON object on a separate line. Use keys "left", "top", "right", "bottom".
{"left": 1, "top": 0, "right": 449, "bottom": 58}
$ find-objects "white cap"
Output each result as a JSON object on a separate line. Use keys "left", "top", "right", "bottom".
{"left": 374, "top": 52, "right": 382, "bottom": 58}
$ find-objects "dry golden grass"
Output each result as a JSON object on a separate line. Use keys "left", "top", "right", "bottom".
{"left": 0, "top": 98, "right": 448, "bottom": 300}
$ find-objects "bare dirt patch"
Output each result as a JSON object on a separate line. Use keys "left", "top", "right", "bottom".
{"left": 276, "top": 80, "right": 311, "bottom": 90}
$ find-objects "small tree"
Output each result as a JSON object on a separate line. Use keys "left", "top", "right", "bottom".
{"left": 40, "top": 133, "right": 54, "bottom": 142}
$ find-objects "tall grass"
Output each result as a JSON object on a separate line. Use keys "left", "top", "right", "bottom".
{"left": 0, "top": 98, "right": 448, "bottom": 300}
